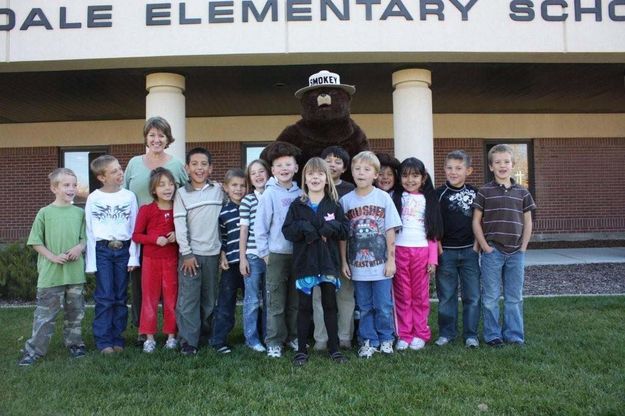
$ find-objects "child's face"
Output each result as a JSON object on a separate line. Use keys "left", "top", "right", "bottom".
{"left": 249, "top": 162, "right": 269, "bottom": 191}
{"left": 489, "top": 151, "right": 514, "bottom": 182}
{"left": 401, "top": 171, "right": 425, "bottom": 194}
{"left": 51, "top": 174, "right": 78, "bottom": 205}
{"left": 98, "top": 161, "right": 124, "bottom": 188}
{"left": 271, "top": 156, "right": 298, "bottom": 186}
{"left": 186, "top": 153, "right": 212, "bottom": 187}
{"left": 376, "top": 166, "right": 395, "bottom": 191}
{"left": 224, "top": 177, "right": 246, "bottom": 204}
{"left": 305, "top": 168, "right": 327, "bottom": 194}
{"left": 324, "top": 154, "right": 346, "bottom": 181}
{"left": 155, "top": 175, "right": 175, "bottom": 202}
{"left": 444, "top": 158, "right": 473, "bottom": 188}
{"left": 146, "top": 127, "right": 168, "bottom": 153}
{"left": 351, "top": 160, "right": 378, "bottom": 188}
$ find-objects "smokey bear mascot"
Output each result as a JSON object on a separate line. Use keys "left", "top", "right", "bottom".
{"left": 262, "top": 70, "right": 369, "bottom": 182}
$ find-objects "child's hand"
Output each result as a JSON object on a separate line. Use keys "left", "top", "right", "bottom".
{"left": 219, "top": 253, "right": 229, "bottom": 270}
{"left": 49, "top": 253, "right": 68, "bottom": 265}
{"left": 384, "top": 260, "right": 396, "bottom": 277}
{"left": 66, "top": 245, "right": 83, "bottom": 261}
{"left": 240, "top": 257, "right": 250, "bottom": 277}
{"left": 156, "top": 236, "right": 168, "bottom": 247}
{"left": 181, "top": 256, "right": 199, "bottom": 277}
{"left": 427, "top": 264, "right": 437, "bottom": 277}
{"left": 341, "top": 262, "right": 351, "bottom": 280}
{"left": 128, "top": 266, "right": 136, "bottom": 272}
{"left": 166, "top": 231, "right": 176, "bottom": 243}
{"left": 482, "top": 245, "right": 494, "bottom": 254}
{"left": 263, "top": 256, "right": 269, "bottom": 266}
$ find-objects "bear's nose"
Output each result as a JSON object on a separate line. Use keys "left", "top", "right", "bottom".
{"left": 317, "top": 94, "right": 332, "bottom": 107}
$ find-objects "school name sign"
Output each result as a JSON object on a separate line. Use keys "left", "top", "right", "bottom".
{"left": 2, "top": 1, "right": 624, "bottom": 66}
{"left": 2, "top": 0, "right": 625, "bottom": 30}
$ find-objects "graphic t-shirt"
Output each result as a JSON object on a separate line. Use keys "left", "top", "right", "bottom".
{"left": 340, "top": 187, "right": 402, "bottom": 281}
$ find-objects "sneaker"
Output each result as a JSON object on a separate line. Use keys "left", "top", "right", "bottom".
{"left": 135, "top": 334, "right": 146, "bottom": 348}
{"left": 18, "top": 351, "right": 39, "bottom": 366}
{"left": 216, "top": 345, "right": 232, "bottom": 354}
{"left": 410, "top": 337, "right": 426, "bottom": 350}
{"left": 292, "top": 352, "right": 309, "bottom": 366}
{"left": 435, "top": 337, "right": 450, "bottom": 347}
{"left": 486, "top": 338, "right": 504, "bottom": 348}
{"left": 267, "top": 345, "right": 282, "bottom": 358}
{"left": 248, "top": 343, "right": 266, "bottom": 352}
{"left": 100, "top": 347, "right": 115, "bottom": 355}
{"left": 379, "top": 340, "right": 394, "bottom": 354}
{"left": 465, "top": 338, "right": 479, "bottom": 349}
{"left": 329, "top": 351, "right": 348, "bottom": 364}
{"left": 358, "top": 340, "right": 376, "bottom": 359}
{"left": 396, "top": 339, "right": 410, "bottom": 351}
{"left": 313, "top": 341, "right": 327, "bottom": 351}
{"left": 68, "top": 345, "right": 86, "bottom": 359}
{"left": 339, "top": 339, "right": 352, "bottom": 350}
{"left": 113, "top": 346, "right": 124, "bottom": 353}
{"left": 164, "top": 338, "right": 178, "bottom": 350}
{"left": 287, "top": 339, "right": 299, "bottom": 351}
{"left": 180, "top": 343, "right": 198, "bottom": 356}
{"left": 143, "top": 339, "right": 156, "bottom": 353}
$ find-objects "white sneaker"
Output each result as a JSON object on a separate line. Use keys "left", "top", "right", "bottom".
{"left": 143, "top": 339, "right": 156, "bottom": 353}
{"left": 287, "top": 339, "right": 298, "bottom": 351}
{"left": 465, "top": 338, "right": 480, "bottom": 349}
{"left": 267, "top": 345, "right": 282, "bottom": 358}
{"left": 396, "top": 339, "right": 410, "bottom": 351}
{"left": 249, "top": 343, "right": 266, "bottom": 352}
{"left": 164, "top": 338, "right": 178, "bottom": 350}
{"left": 410, "top": 337, "right": 426, "bottom": 350}
{"left": 358, "top": 340, "right": 376, "bottom": 359}
{"left": 379, "top": 340, "right": 394, "bottom": 354}
{"left": 435, "top": 337, "right": 450, "bottom": 347}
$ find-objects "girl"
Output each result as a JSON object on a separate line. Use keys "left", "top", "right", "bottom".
{"left": 391, "top": 158, "right": 444, "bottom": 351}
{"left": 238, "top": 159, "right": 270, "bottom": 352}
{"left": 132, "top": 167, "right": 179, "bottom": 353}
{"left": 282, "top": 157, "right": 349, "bottom": 366}
{"left": 375, "top": 152, "right": 400, "bottom": 195}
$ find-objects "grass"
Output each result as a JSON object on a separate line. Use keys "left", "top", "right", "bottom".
{"left": 1, "top": 297, "right": 624, "bottom": 415}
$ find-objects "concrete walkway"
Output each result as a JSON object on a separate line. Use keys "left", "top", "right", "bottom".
{"left": 525, "top": 247, "right": 625, "bottom": 266}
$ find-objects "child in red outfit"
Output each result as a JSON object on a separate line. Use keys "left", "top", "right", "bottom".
{"left": 132, "top": 167, "right": 179, "bottom": 353}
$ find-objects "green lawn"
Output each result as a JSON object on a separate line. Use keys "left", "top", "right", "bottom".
{"left": 1, "top": 297, "right": 624, "bottom": 415}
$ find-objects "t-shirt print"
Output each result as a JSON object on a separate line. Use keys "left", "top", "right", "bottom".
{"left": 346, "top": 205, "right": 387, "bottom": 268}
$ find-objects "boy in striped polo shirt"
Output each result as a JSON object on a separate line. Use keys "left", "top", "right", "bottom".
{"left": 211, "top": 169, "right": 247, "bottom": 354}
{"left": 472, "top": 144, "right": 536, "bottom": 347}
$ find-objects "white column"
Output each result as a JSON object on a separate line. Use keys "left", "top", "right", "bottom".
{"left": 392, "top": 69, "right": 435, "bottom": 180}
{"left": 146, "top": 73, "right": 186, "bottom": 162}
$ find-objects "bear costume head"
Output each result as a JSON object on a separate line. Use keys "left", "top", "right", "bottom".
{"left": 262, "top": 70, "right": 369, "bottom": 184}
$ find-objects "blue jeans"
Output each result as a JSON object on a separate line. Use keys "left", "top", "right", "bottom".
{"left": 436, "top": 247, "right": 480, "bottom": 341}
{"left": 480, "top": 247, "right": 525, "bottom": 343}
{"left": 210, "top": 263, "right": 243, "bottom": 348}
{"left": 353, "top": 279, "right": 394, "bottom": 347}
{"left": 243, "top": 255, "right": 265, "bottom": 347}
{"left": 93, "top": 241, "right": 130, "bottom": 350}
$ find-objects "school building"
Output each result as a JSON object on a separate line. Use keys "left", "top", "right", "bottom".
{"left": 1, "top": 1, "right": 624, "bottom": 243}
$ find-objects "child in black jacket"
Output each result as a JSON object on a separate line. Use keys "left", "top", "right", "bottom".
{"left": 282, "top": 157, "right": 349, "bottom": 366}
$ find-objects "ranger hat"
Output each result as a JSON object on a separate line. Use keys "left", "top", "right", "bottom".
{"left": 294, "top": 70, "right": 356, "bottom": 99}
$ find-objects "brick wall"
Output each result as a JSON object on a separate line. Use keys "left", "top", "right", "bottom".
{"left": 1, "top": 137, "right": 624, "bottom": 242}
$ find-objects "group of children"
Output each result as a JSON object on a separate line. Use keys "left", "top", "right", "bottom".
{"left": 19, "top": 130, "right": 536, "bottom": 366}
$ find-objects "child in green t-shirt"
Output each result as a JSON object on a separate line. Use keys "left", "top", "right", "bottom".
{"left": 18, "top": 168, "right": 87, "bottom": 366}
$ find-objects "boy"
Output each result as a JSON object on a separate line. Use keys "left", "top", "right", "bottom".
{"left": 210, "top": 169, "right": 247, "bottom": 354}
{"left": 255, "top": 142, "right": 302, "bottom": 358}
{"left": 85, "top": 155, "right": 140, "bottom": 354}
{"left": 312, "top": 146, "right": 356, "bottom": 351}
{"left": 340, "top": 151, "right": 402, "bottom": 358}
{"left": 174, "top": 148, "right": 224, "bottom": 356}
{"left": 473, "top": 144, "right": 536, "bottom": 347}
{"left": 19, "top": 168, "right": 87, "bottom": 366}
{"left": 435, "top": 150, "right": 480, "bottom": 348}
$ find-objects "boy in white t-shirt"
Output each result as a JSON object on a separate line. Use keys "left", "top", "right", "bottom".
{"left": 85, "top": 155, "right": 139, "bottom": 354}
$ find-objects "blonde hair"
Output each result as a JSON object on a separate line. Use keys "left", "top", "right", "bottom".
{"left": 48, "top": 168, "right": 77, "bottom": 187}
{"left": 90, "top": 154, "right": 118, "bottom": 176}
{"left": 488, "top": 144, "right": 515, "bottom": 165}
{"left": 301, "top": 157, "right": 338, "bottom": 202}
{"left": 351, "top": 151, "right": 381, "bottom": 173}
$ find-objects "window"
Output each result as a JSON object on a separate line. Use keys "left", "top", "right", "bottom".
{"left": 241, "top": 142, "right": 271, "bottom": 167}
{"left": 60, "top": 147, "right": 107, "bottom": 205}
{"left": 483, "top": 140, "right": 534, "bottom": 195}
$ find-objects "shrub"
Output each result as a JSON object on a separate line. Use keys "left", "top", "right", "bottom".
{"left": 0, "top": 242, "right": 38, "bottom": 301}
